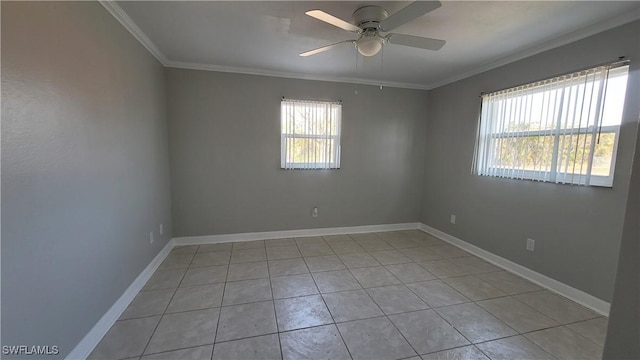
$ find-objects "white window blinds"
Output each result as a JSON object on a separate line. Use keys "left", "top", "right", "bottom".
{"left": 281, "top": 98, "right": 342, "bottom": 169}
{"left": 473, "top": 63, "right": 629, "bottom": 187}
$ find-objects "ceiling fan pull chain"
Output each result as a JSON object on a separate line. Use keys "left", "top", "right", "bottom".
{"left": 381, "top": 46, "right": 384, "bottom": 74}
{"left": 380, "top": 47, "right": 385, "bottom": 90}
{"left": 354, "top": 47, "right": 359, "bottom": 94}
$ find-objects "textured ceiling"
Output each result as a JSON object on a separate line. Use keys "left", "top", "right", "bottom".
{"left": 115, "top": 1, "right": 640, "bottom": 89}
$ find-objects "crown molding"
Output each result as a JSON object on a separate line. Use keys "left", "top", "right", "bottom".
{"left": 99, "top": 0, "right": 168, "bottom": 66}
{"left": 425, "top": 9, "right": 640, "bottom": 90}
{"left": 165, "top": 60, "right": 432, "bottom": 90}
{"left": 101, "top": 1, "right": 639, "bottom": 91}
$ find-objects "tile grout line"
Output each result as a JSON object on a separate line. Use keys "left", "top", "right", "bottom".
{"left": 428, "top": 305, "right": 486, "bottom": 357}
{"left": 471, "top": 332, "right": 558, "bottom": 360}
{"left": 331, "top": 232, "right": 421, "bottom": 357}
{"left": 375, "top": 232, "right": 454, "bottom": 358}
{"left": 306, "top": 238, "right": 355, "bottom": 360}
{"left": 109, "top": 293, "right": 519, "bottom": 326}
{"left": 362, "top": 286, "right": 422, "bottom": 358}
{"left": 431, "top": 303, "right": 522, "bottom": 349}
{"left": 141, "top": 343, "right": 215, "bottom": 358}
{"left": 338, "top": 232, "right": 601, "bottom": 356}
{"left": 106, "top": 232, "right": 607, "bottom": 359}
{"left": 139, "top": 310, "right": 527, "bottom": 359}
{"left": 208, "top": 247, "right": 230, "bottom": 359}
{"left": 384, "top": 314, "right": 421, "bottom": 358}
{"left": 264, "top": 243, "right": 285, "bottom": 360}
{"left": 381, "top": 239, "right": 508, "bottom": 356}
{"left": 138, "top": 245, "right": 196, "bottom": 358}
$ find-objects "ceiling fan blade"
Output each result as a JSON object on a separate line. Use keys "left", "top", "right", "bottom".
{"left": 386, "top": 33, "right": 445, "bottom": 51}
{"left": 300, "top": 40, "right": 355, "bottom": 57}
{"left": 380, "top": 1, "right": 441, "bottom": 32}
{"left": 305, "top": 10, "right": 362, "bottom": 33}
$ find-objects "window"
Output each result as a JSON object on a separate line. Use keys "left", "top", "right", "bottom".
{"left": 281, "top": 98, "right": 342, "bottom": 169}
{"left": 473, "top": 63, "right": 629, "bottom": 187}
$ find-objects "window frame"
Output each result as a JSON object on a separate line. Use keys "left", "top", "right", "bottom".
{"left": 485, "top": 125, "right": 620, "bottom": 187}
{"left": 280, "top": 99, "right": 342, "bottom": 170}
{"left": 474, "top": 62, "right": 629, "bottom": 187}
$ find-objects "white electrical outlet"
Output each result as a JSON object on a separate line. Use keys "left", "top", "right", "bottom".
{"left": 312, "top": 207, "right": 319, "bottom": 218}
{"left": 450, "top": 214, "right": 456, "bottom": 224}
{"left": 159, "top": 223, "right": 164, "bottom": 236}
{"left": 526, "top": 238, "right": 535, "bottom": 252}
{"left": 149, "top": 231, "right": 154, "bottom": 244}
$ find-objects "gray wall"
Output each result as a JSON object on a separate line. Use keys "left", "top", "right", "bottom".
{"left": 421, "top": 21, "right": 640, "bottom": 301}
{"left": 3, "top": 1, "right": 637, "bottom": 356}
{"left": 1, "top": 2, "right": 172, "bottom": 358}
{"left": 166, "top": 69, "right": 427, "bottom": 237}
{"left": 602, "top": 76, "right": 640, "bottom": 359}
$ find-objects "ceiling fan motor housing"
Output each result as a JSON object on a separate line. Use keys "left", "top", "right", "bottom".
{"left": 352, "top": 6, "right": 388, "bottom": 30}
{"left": 352, "top": 6, "right": 388, "bottom": 56}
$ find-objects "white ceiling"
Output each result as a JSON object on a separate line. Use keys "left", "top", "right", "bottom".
{"left": 112, "top": 1, "right": 640, "bottom": 89}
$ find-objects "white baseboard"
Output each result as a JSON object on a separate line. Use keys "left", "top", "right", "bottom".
{"left": 419, "top": 223, "right": 610, "bottom": 316}
{"left": 172, "top": 223, "right": 421, "bottom": 245}
{"left": 68, "top": 222, "right": 417, "bottom": 359}
{"left": 175, "top": 222, "right": 610, "bottom": 315}
{"left": 66, "top": 239, "right": 175, "bottom": 360}
{"left": 69, "top": 220, "right": 609, "bottom": 359}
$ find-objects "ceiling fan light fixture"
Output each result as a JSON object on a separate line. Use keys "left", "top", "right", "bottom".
{"left": 356, "top": 35, "right": 384, "bottom": 57}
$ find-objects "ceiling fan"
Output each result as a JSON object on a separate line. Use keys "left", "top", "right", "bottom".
{"left": 300, "top": 1, "right": 445, "bottom": 57}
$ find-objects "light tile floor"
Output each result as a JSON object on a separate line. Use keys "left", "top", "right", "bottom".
{"left": 89, "top": 230, "right": 607, "bottom": 360}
